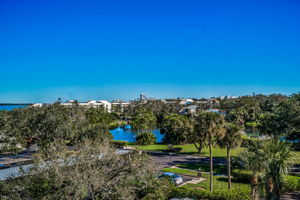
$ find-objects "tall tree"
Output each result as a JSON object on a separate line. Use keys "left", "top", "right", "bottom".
{"left": 239, "top": 140, "right": 294, "bottom": 200}
{"left": 239, "top": 141, "right": 265, "bottom": 200}
{"left": 258, "top": 97, "right": 300, "bottom": 140}
{"left": 197, "top": 112, "right": 224, "bottom": 192}
{"left": 86, "top": 106, "right": 116, "bottom": 134}
{"left": 160, "top": 113, "right": 192, "bottom": 145}
{"left": 132, "top": 111, "right": 157, "bottom": 133}
{"left": 262, "top": 140, "right": 293, "bottom": 200}
{"left": 187, "top": 115, "right": 206, "bottom": 153}
{"left": 217, "top": 123, "right": 242, "bottom": 189}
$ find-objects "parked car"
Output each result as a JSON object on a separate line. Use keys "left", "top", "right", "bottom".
{"left": 159, "top": 172, "right": 183, "bottom": 185}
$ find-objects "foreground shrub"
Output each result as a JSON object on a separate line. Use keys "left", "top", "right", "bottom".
{"left": 0, "top": 139, "right": 165, "bottom": 200}
{"left": 282, "top": 175, "right": 300, "bottom": 192}
{"left": 169, "top": 187, "right": 251, "bottom": 200}
{"left": 136, "top": 132, "right": 156, "bottom": 145}
{"left": 232, "top": 169, "right": 300, "bottom": 192}
{"left": 232, "top": 169, "right": 252, "bottom": 183}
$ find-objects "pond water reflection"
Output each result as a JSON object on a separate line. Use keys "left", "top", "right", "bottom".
{"left": 109, "top": 126, "right": 164, "bottom": 143}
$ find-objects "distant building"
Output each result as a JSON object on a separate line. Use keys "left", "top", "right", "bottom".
{"left": 98, "top": 100, "right": 112, "bottom": 113}
{"left": 179, "top": 105, "right": 198, "bottom": 115}
{"left": 60, "top": 100, "right": 112, "bottom": 112}
{"left": 162, "top": 99, "right": 181, "bottom": 104}
{"left": 32, "top": 103, "right": 44, "bottom": 107}
{"left": 111, "top": 100, "right": 130, "bottom": 112}
{"left": 206, "top": 109, "right": 220, "bottom": 113}
{"left": 162, "top": 98, "right": 194, "bottom": 106}
{"left": 140, "top": 93, "right": 147, "bottom": 102}
{"left": 179, "top": 99, "right": 194, "bottom": 106}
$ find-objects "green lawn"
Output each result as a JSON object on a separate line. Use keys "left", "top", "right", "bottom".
{"left": 129, "top": 143, "right": 243, "bottom": 158}
{"left": 162, "top": 166, "right": 250, "bottom": 191}
{"left": 293, "top": 151, "right": 300, "bottom": 164}
{"left": 162, "top": 167, "right": 198, "bottom": 176}
{"left": 176, "top": 163, "right": 227, "bottom": 174}
{"left": 129, "top": 143, "right": 300, "bottom": 163}
{"left": 181, "top": 173, "right": 250, "bottom": 191}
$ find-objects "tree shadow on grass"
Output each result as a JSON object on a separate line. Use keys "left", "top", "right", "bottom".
{"left": 177, "top": 163, "right": 227, "bottom": 174}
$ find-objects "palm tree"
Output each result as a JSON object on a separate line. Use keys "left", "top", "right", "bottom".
{"left": 217, "top": 123, "right": 242, "bottom": 189}
{"left": 261, "top": 140, "right": 293, "bottom": 200}
{"left": 197, "top": 112, "right": 224, "bottom": 192}
{"left": 239, "top": 141, "right": 264, "bottom": 200}
{"left": 239, "top": 140, "right": 294, "bottom": 200}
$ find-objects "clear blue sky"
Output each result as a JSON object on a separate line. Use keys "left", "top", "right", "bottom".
{"left": 0, "top": 0, "right": 299, "bottom": 102}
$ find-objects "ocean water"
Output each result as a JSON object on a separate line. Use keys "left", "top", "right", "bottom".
{"left": 109, "top": 126, "right": 164, "bottom": 143}
{"left": 0, "top": 105, "right": 29, "bottom": 111}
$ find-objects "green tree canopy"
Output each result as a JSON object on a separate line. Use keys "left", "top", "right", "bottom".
{"left": 161, "top": 113, "right": 192, "bottom": 145}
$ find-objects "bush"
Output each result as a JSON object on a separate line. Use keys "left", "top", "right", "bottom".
{"left": 233, "top": 169, "right": 300, "bottom": 192}
{"left": 169, "top": 187, "right": 251, "bottom": 200}
{"left": 241, "top": 137, "right": 257, "bottom": 148}
{"left": 136, "top": 132, "right": 156, "bottom": 145}
{"left": 163, "top": 147, "right": 183, "bottom": 153}
{"left": 232, "top": 169, "right": 252, "bottom": 183}
{"left": 283, "top": 175, "right": 300, "bottom": 192}
{"left": 111, "top": 140, "right": 128, "bottom": 148}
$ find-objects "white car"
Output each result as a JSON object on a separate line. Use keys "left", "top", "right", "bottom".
{"left": 160, "top": 172, "right": 183, "bottom": 185}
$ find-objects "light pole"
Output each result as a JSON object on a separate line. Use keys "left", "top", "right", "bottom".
{"left": 169, "top": 152, "right": 173, "bottom": 166}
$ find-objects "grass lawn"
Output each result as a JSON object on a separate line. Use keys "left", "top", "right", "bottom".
{"left": 176, "top": 163, "right": 227, "bottom": 174}
{"left": 162, "top": 166, "right": 250, "bottom": 191}
{"left": 181, "top": 173, "right": 250, "bottom": 191}
{"left": 129, "top": 143, "right": 243, "bottom": 158}
{"left": 293, "top": 151, "right": 300, "bottom": 164}
{"left": 162, "top": 167, "right": 198, "bottom": 176}
{"left": 129, "top": 143, "right": 300, "bottom": 163}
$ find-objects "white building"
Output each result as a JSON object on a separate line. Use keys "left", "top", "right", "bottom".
{"left": 32, "top": 103, "right": 43, "bottom": 107}
{"left": 179, "top": 105, "right": 198, "bottom": 115}
{"left": 60, "top": 100, "right": 112, "bottom": 112}
{"left": 97, "top": 100, "right": 112, "bottom": 113}
{"left": 112, "top": 102, "right": 130, "bottom": 112}
{"left": 179, "top": 99, "right": 194, "bottom": 106}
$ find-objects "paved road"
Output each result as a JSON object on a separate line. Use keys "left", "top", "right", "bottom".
{"left": 282, "top": 191, "right": 300, "bottom": 200}
{"left": 147, "top": 151, "right": 226, "bottom": 169}
{"left": 148, "top": 151, "right": 225, "bottom": 185}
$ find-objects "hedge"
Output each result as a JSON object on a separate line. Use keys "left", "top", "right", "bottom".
{"left": 283, "top": 175, "right": 300, "bottom": 192}
{"left": 232, "top": 169, "right": 300, "bottom": 192}
{"left": 232, "top": 169, "right": 252, "bottom": 183}
{"left": 169, "top": 187, "right": 251, "bottom": 200}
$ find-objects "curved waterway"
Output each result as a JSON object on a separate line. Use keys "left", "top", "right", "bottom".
{"left": 109, "top": 126, "right": 164, "bottom": 143}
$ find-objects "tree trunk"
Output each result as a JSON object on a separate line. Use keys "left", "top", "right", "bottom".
{"left": 209, "top": 140, "right": 213, "bottom": 192}
{"left": 198, "top": 145, "right": 203, "bottom": 153}
{"left": 227, "top": 146, "right": 231, "bottom": 189}
{"left": 251, "top": 174, "right": 259, "bottom": 200}
{"left": 265, "top": 177, "right": 276, "bottom": 200}
{"left": 195, "top": 142, "right": 203, "bottom": 153}
{"left": 273, "top": 181, "right": 281, "bottom": 200}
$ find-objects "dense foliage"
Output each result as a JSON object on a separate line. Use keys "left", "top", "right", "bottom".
{"left": 160, "top": 113, "right": 192, "bottom": 145}
{"left": 0, "top": 139, "right": 171, "bottom": 200}
{"left": 0, "top": 103, "right": 114, "bottom": 155}
{"left": 136, "top": 131, "right": 157, "bottom": 145}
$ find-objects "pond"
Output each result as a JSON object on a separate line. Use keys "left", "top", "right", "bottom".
{"left": 109, "top": 125, "right": 164, "bottom": 143}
